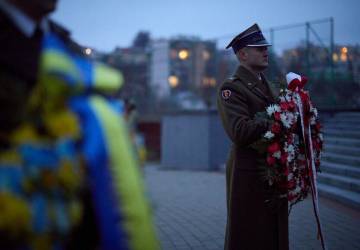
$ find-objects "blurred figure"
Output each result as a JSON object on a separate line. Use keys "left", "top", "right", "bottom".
{"left": 0, "top": 1, "right": 159, "bottom": 250}
{"left": 124, "top": 98, "right": 139, "bottom": 136}
{"left": 124, "top": 99, "right": 147, "bottom": 167}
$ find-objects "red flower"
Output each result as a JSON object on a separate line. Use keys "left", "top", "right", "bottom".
{"left": 288, "top": 101, "right": 295, "bottom": 110}
{"left": 287, "top": 179, "right": 296, "bottom": 189}
{"left": 280, "top": 102, "right": 289, "bottom": 110}
{"left": 287, "top": 136, "right": 293, "bottom": 144}
{"left": 280, "top": 152, "right": 288, "bottom": 164}
{"left": 283, "top": 167, "right": 289, "bottom": 176}
{"left": 299, "top": 146, "right": 305, "bottom": 154}
{"left": 268, "top": 142, "right": 280, "bottom": 153}
{"left": 288, "top": 192, "right": 297, "bottom": 202}
{"left": 271, "top": 122, "right": 281, "bottom": 134}
{"left": 315, "top": 122, "right": 322, "bottom": 132}
{"left": 267, "top": 156, "right": 276, "bottom": 166}
{"left": 274, "top": 112, "right": 281, "bottom": 121}
{"left": 312, "top": 140, "right": 320, "bottom": 150}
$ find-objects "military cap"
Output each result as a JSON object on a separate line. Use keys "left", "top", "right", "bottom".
{"left": 226, "top": 23, "right": 271, "bottom": 53}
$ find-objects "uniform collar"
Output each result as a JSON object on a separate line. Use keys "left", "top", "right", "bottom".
{"left": 235, "top": 65, "right": 263, "bottom": 89}
{"left": 0, "top": 1, "right": 49, "bottom": 37}
{"left": 234, "top": 65, "right": 276, "bottom": 103}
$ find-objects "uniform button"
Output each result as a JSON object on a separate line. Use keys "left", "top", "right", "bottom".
{"left": 247, "top": 82, "right": 252, "bottom": 86}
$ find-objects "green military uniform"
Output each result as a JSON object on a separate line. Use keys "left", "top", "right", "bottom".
{"left": 217, "top": 65, "right": 289, "bottom": 250}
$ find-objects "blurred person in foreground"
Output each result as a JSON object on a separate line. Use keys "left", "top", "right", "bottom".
{"left": 0, "top": 0, "right": 159, "bottom": 249}
{"left": 217, "top": 23, "right": 288, "bottom": 250}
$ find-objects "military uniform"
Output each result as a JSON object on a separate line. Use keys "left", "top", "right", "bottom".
{"left": 217, "top": 24, "right": 289, "bottom": 250}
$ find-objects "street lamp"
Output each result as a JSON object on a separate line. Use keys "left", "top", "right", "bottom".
{"left": 340, "top": 47, "right": 348, "bottom": 62}
{"left": 168, "top": 75, "right": 179, "bottom": 88}
{"left": 178, "top": 49, "right": 189, "bottom": 60}
{"left": 85, "top": 48, "right": 92, "bottom": 55}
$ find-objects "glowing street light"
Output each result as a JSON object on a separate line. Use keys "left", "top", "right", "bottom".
{"left": 340, "top": 53, "right": 347, "bottom": 62}
{"left": 85, "top": 48, "right": 92, "bottom": 55}
{"left": 178, "top": 49, "right": 189, "bottom": 60}
{"left": 168, "top": 76, "right": 179, "bottom": 88}
{"left": 332, "top": 53, "right": 339, "bottom": 62}
{"left": 340, "top": 47, "right": 348, "bottom": 62}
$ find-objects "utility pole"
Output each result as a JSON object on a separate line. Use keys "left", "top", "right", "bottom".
{"left": 330, "top": 17, "right": 335, "bottom": 80}
{"left": 306, "top": 22, "right": 311, "bottom": 76}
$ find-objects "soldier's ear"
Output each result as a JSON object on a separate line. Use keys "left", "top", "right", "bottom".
{"left": 236, "top": 48, "right": 248, "bottom": 61}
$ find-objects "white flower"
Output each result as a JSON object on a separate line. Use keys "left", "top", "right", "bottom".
{"left": 310, "top": 116, "right": 316, "bottom": 125}
{"left": 287, "top": 173, "right": 294, "bottom": 180}
{"left": 279, "top": 96, "right": 286, "bottom": 102}
{"left": 294, "top": 186, "right": 302, "bottom": 193}
{"left": 287, "top": 154, "right": 295, "bottom": 162}
{"left": 311, "top": 107, "right": 318, "bottom": 117}
{"left": 285, "top": 144, "right": 295, "bottom": 154}
{"left": 280, "top": 112, "right": 294, "bottom": 128}
{"left": 273, "top": 151, "right": 281, "bottom": 159}
{"left": 285, "top": 93, "right": 292, "bottom": 102}
{"left": 319, "top": 133, "right": 323, "bottom": 141}
{"left": 266, "top": 104, "right": 281, "bottom": 116}
{"left": 264, "top": 131, "right": 275, "bottom": 140}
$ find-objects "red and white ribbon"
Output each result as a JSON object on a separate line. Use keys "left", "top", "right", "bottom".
{"left": 286, "top": 72, "right": 327, "bottom": 250}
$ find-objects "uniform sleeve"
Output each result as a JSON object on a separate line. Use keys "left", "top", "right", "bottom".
{"left": 217, "top": 82, "right": 269, "bottom": 147}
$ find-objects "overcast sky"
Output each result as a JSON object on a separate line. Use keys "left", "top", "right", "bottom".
{"left": 52, "top": 0, "right": 360, "bottom": 54}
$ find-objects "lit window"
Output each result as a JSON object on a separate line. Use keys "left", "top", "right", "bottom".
{"left": 340, "top": 53, "right": 347, "bottom": 62}
{"left": 168, "top": 76, "right": 179, "bottom": 88}
{"left": 178, "top": 50, "right": 189, "bottom": 60}
{"left": 332, "top": 53, "right": 339, "bottom": 62}
{"left": 202, "top": 50, "right": 210, "bottom": 60}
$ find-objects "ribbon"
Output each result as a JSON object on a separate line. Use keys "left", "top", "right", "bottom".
{"left": 286, "top": 72, "right": 326, "bottom": 250}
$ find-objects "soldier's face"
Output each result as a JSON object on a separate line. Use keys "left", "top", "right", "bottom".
{"left": 239, "top": 46, "right": 269, "bottom": 71}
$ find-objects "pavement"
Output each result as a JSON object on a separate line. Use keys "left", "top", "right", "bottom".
{"left": 144, "top": 164, "right": 360, "bottom": 250}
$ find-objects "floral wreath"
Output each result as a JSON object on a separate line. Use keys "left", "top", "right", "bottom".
{"left": 261, "top": 72, "right": 326, "bottom": 249}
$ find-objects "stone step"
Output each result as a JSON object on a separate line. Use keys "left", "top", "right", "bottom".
{"left": 325, "top": 119, "right": 360, "bottom": 125}
{"left": 323, "top": 129, "right": 360, "bottom": 139}
{"left": 322, "top": 152, "right": 360, "bottom": 167}
{"left": 325, "top": 136, "right": 360, "bottom": 148}
{"left": 323, "top": 123, "right": 360, "bottom": 131}
{"left": 327, "top": 114, "right": 360, "bottom": 120}
{"left": 321, "top": 161, "right": 360, "bottom": 179}
{"left": 317, "top": 172, "right": 360, "bottom": 193}
{"left": 324, "top": 145, "right": 360, "bottom": 157}
{"left": 332, "top": 112, "right": 360, "bottom": 118}
{"left": 318, "top": 183, "right": 360, "bottom": 210}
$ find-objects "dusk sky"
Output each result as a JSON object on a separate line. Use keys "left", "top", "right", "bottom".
{"left": 52, "top": 0, "right": 360, "bottom": 54}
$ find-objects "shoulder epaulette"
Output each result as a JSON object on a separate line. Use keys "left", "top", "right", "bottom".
{"left": 224, "top": 76, "right": 240, "bottom": 84}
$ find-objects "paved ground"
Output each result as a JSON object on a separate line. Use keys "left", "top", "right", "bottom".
{"left": 144, "top": 165, "right": 360, "bottom": 250}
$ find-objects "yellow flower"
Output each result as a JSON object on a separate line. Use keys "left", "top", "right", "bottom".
{"left": 43, "top": 111, "right": 81, "bottom": 138}
{"left": 68, "top": 200, "right": 83, "bottom": 225}
{"left": 0, "top": 192, "right": 31, "bottom": 237}
{"left": 11, "top": 124, "right": 40, "bottom": 144}
{"left": 0, "top": 149, "right": 21, "bottom": 165}
{"left": 57, "top": 160, "right": 81, "bottom": 192}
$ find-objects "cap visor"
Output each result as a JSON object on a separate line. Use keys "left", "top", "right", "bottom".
{"left": 247, "top": 43, "right": 272, "bottom": 47}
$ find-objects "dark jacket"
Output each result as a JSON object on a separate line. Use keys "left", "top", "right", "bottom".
{"left": 217, "top": 65, "right": 289, "bottom": 250}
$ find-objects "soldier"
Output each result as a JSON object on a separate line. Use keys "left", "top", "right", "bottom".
{"left": 217, "top": 24, "right": 289, "bottom": 250}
